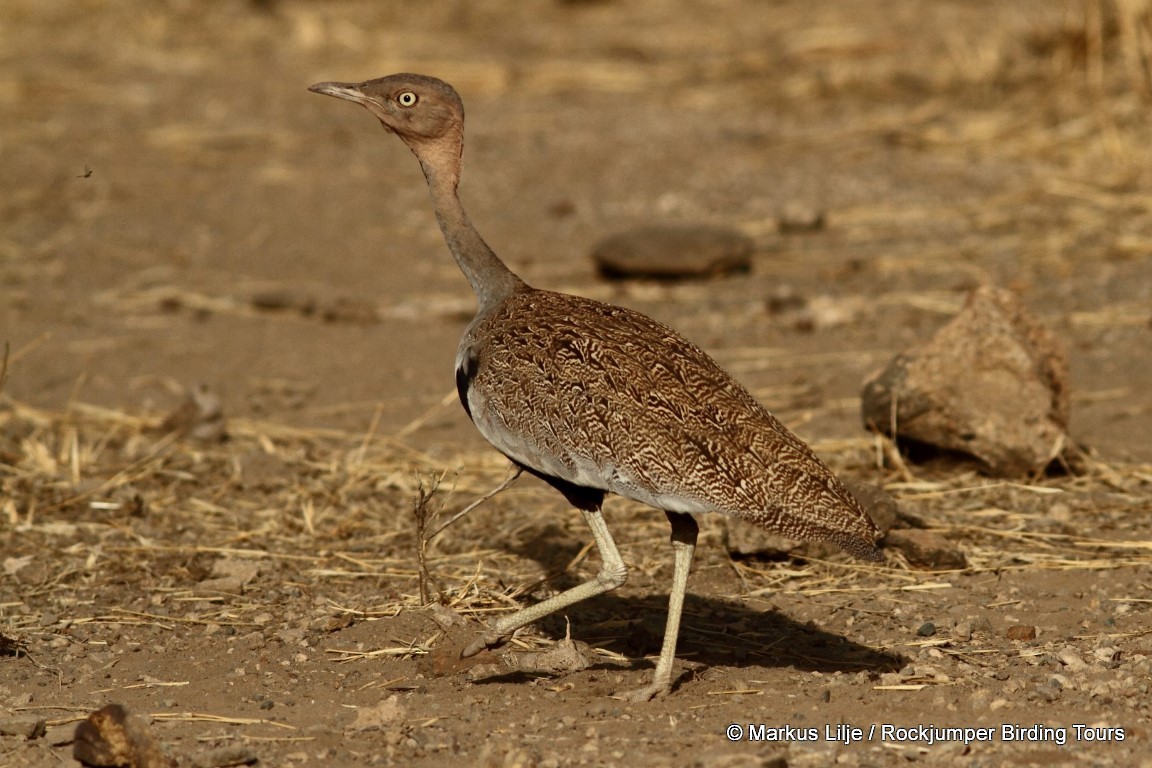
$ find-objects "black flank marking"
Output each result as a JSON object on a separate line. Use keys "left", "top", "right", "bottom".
{"left": 456, "top": 349, "right": 478, "bottom": 420}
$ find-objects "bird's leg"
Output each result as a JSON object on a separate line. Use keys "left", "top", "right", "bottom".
{"left": 461, "top": 506, "right": 627, "bottom": 658}
{"left": 617, "top": 511, "right": 698, "bottom": 703}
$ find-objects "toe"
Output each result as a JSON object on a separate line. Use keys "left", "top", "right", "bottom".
{"left": 615, "top": 682, "right": 671, "bottom": 703}
{"left": 460, "top": 628, "right": 512, "bottom": 658}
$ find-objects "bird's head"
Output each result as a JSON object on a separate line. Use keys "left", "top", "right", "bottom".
{"left": 309, "top": 73, "right": 464, "bottom": 159}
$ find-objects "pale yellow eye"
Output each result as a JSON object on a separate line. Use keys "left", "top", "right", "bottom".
{"left": 397, "top": 91, "right": 418, "bottom": 107}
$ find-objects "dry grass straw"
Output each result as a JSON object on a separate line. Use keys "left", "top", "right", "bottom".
{"left": 2, "top": 386, "right": 1151, "bottom": 666}
{"left": 1084, "top": 0, "right": 1152, "bottom": 96}
{"left": 0, "top": 394, "right": 517, "bottom": 638}
{"left": 412, "top": 465, "right": 523, "bottom": 605}
{"left": 0, "top": 342, "right": 9, "bottom": 397}
{"left": 150, "top": 712, "right": 295, "bottom": 730}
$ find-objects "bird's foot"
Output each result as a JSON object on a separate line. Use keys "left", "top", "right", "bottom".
{"left": 460, "top": 624, "right": 513, "bottom": 658}
{"left": 613, "top": 680, "right": 672, "bottom": 703}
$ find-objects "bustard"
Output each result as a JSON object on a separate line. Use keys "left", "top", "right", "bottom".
{"left": 309, "top": 73, "right": 882, "bottom": 701}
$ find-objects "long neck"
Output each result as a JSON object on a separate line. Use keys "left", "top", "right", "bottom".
{"left": 416, "top": 145, "right": 526, "bottom": 312}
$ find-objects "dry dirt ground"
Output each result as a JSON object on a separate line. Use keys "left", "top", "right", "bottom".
{"left": 4, "top": 1, "right": 1152, "bottom": 766}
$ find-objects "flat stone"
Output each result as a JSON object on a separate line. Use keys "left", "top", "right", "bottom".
{"left": 44, "top": 723, "right": 75, "bottom": 746}
{"left": 197, "top": 558, "right": 261, "bottom": 594}
{"left": 188, "top": 746, "right": 258, "bottom": 768}
{"left": 591, "top": 224, "right": 754, "bottom": 280}
{"left": 861, "top": 286, "right": 1069, "bottom": 476}
{"left": 0, "top": 715, "right": 46, "bottom": 739}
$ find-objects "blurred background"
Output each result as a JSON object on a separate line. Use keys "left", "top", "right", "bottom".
{"left": 3, "top": 0, "right": 1151, "bottom": 461}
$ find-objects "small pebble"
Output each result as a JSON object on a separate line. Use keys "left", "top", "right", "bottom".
{"left": 952, "top": 621, "right": 973, "bottom": 641}
{"left": 1094, "top": 647, "right": 1121, "bottom": 664}
{"left": 916, "top": 622, "right": 937, "bottom": 637}
{"left": 320, "top": 297, "right": 380, "bottom": 325}
{"left": 1057, "top": 648, "right": 1087, "bottom": 672}
{"left": 777, "top": 202, "right": 826, "bottom": 234}
{"left": 250, "top": 290, "right": 316, "bottom": 315}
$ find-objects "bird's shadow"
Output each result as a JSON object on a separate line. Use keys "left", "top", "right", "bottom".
{"left": 462, "top": 520, "right": 904, "bottom": 684}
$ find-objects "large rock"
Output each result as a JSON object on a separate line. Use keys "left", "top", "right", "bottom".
{"left": 861, "top": 286, "right": 1069, "bottom": 476}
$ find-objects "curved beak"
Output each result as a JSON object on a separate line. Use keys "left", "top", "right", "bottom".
{"left": 308, "top": 81, "right": 366, "bottom": 103}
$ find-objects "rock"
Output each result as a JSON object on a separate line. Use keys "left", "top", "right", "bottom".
{"left": 319, "top": 296, "right": 380, "bottom": 324}
{"left": 952, "top": 620, "right": 973, "bottom": 641}
{"left": 73, "top": 704, "right": 174, "bottom": 768}
{"left": 0, "top": 715, "right": 46, "bottom": 739}
{"left": 845, "top": 480, "right": 899, "bottom": 532}
{"left": 1057, "top": 648, "right": 1088, "bottom": 672}
{"left": 1093, "top": 647, "right": 1121, "bottom": 664}
{"left": 766, "top": 290, "right": 867, "bottom": 332}
{"left": 724, "top": 480, "right": 897, "bottom": 558}
{"left": 250, "top": 289, "right": 316, "bottom": 315}
{"left": 1006, "top": 625, "right": 1037, "bottom": 641}
{"left": 2, "top": 556, "right": 33, "bottom": 577}
{"left": 884, "top": 529, "right": 967, "bottom": 570}
{"left": 766, "top": 285, "right": 807, "bottom": 318}
{"left": 188, "top": 746, "right": 258, "bottom": 768}
{"left": 237, "top": 450, "right": 290, "bottom": 490}
{"left": 777, "top": 202, "right": 826, "bottom": 233}
{"left": 197, "top": 558, "right": 261, "bottom": 594}
{"left": 502, "top": 636, "right": 594, "bottom": 675}
{"left": 916, "top": 622, "right": 937, "bottom": 637}
{"left": 591, "top": 224, "right": 754, "bottom": 280}
{"left": 699, "top": 754, "right": 781, "bottom": 768}
{"left": 465, "top": 662, "right": 506, "bottom": 682}
{"left": 426, "top": 603, "right": 468, "bottom": 631}
{"left": 44, "top": 723, "right": 75, "bottom": 746}
{"left": 346, "top": 695, "right": 405, "bottom": 733}
{"left": 158, "top": 383, "right": 227, "bottom": 442}
{"left": 861, "top": 286, "right": 1069, "bottom": 476}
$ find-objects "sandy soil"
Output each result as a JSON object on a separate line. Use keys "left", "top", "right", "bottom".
{"left": 3, "top": 1, "right": 1152, "bottom": 766}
